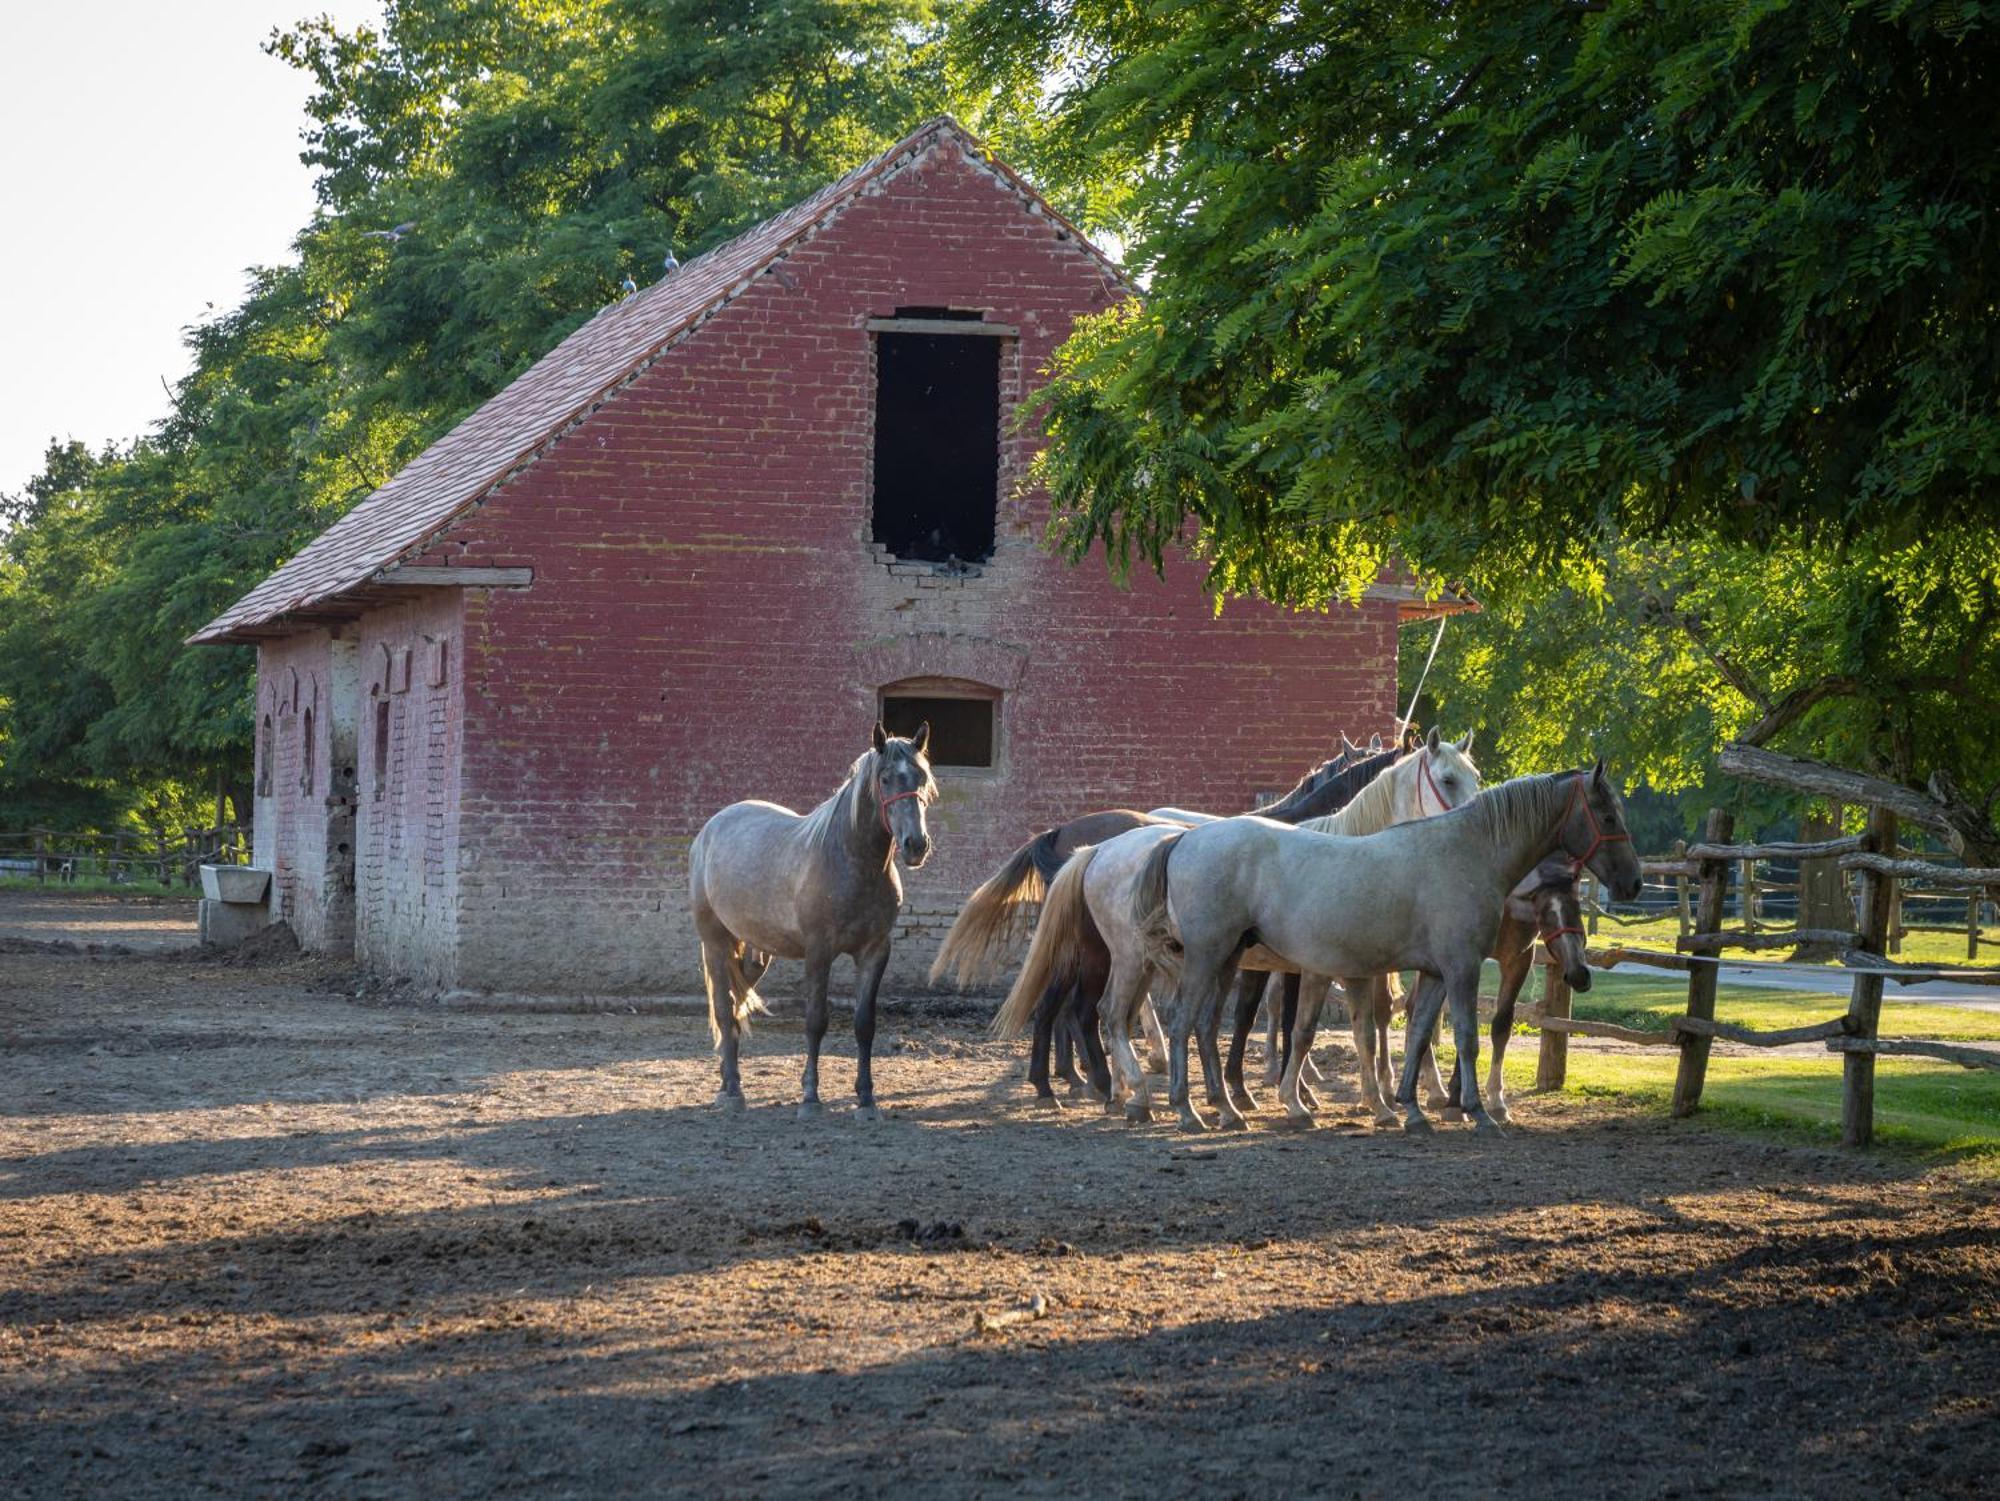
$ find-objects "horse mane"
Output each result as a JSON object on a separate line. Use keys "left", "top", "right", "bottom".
{"left": 1297, "top": 747, "right": 1418, "bottom": 836}
{"left": 1264, "top": 745, "right": 1398, "bottom": 821}
{"left": 1468, "top": 770, "right": 1578, "bottom": 850}
{"left": 795, "top": 746, "right": 940, "bottom": 857}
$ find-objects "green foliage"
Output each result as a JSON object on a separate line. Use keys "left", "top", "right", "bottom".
{"left": 0, "top": 0, "right": 964, "bottom": 829}
{"left": 964, "top": 0, "right": 2000, "bottom": 797}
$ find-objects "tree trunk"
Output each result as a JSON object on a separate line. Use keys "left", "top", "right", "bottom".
{"left": 1791, "top": 806, "right": 1849, "bottom": 961}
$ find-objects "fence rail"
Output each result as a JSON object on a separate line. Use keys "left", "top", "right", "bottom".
{"left": 0, "top": 826, "right": 249, "bottom": 888}
{"left": 1525, "top": 795, "right": 2000, "bottom": 1147}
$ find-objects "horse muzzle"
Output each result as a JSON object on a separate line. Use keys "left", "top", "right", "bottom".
{"left": 1566, "top": 963, "right": 1594, "bottom": 992}
{"left": 900, "top": 836, "right": 932, "bottom": 868}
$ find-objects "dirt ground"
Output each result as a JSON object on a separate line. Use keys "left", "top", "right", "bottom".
{"left": 3, "top": 933, "right": 1998, "bottom": 1499}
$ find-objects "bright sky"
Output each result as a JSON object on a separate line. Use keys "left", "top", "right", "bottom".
{"left": 0, "top": 1, "right": 384, "bottom": 499}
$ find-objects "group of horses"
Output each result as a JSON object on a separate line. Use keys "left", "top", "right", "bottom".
{"left": 689, "top": 720, "right": 1643, "bottom": 1134}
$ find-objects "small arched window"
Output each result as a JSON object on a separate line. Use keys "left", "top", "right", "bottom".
{"left": 300, "top": 707, "right": 315, "bottom": 796}
{"left": 878, "top": 677, "right": 1000, "bottom": 769}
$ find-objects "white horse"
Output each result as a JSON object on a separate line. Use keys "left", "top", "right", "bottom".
{"left": 689, "top": 724, "right": 937, "bottom": 1118}
{"left": 1130, "top": 765, "right": 1645, "bottom": 1134}
{"left": 994, "top": 734, "right": 1480, "bottom": 1125}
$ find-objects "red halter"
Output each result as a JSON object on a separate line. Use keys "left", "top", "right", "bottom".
{"left": 1416, "top": 750, "right": 1453, "bottom": 817}
{"left": 878, "top": 786, "right": 924, "bottom": 836}
{"left": 1539, "top": 924, "right": 1587, "bottom": 947}
{"left": 1563, "top": 771, "right": 1630, "bottom": 877}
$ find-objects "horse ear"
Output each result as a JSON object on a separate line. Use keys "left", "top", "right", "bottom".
{"left": 1456, "top": 730, "right": 1475, "bottom": 754}
{"left": 1592, "top": 756, "right": 1607, "bottom": 787}
{"left": 872, "top": 721, "right": 888, "bottom": 753}
{"left": 912, "top": 721, "right": 931, "bottom": 756}
{"left": 1425, "top": 726, "right": 1441, "bottom": 753}
{"left": 1368, "top": 733, "right": 1383, "bottom": 752}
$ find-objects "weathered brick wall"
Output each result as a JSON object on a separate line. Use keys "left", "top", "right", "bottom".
{"left": 252, "top": 631, "right": 354, "bottom": 951}
{"left": 354, "top": 593, "right": 464, "bottom": 987}
{"left": 398, "top": 137, "right": 1399, "bottom": 996}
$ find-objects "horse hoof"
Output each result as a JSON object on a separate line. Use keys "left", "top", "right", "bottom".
{"left": 1473, "top": 1114, "right": 1506, "bottom": 1138}
{"left": 1104, "top": 1098, "right": 1126, "bottom": 1117}
{"left": 1218, "top": 1110, "right": 1249, "bottom": 1132}
{"left": 1490, "top": 1105, "right": 1512, "bottom": 1125}
{"left": 1372, "top": 1111, "right": 1400, "bottom": 1128}
{"left": 1227, "top": 1089, "right": 1258, "bottom": 1115}
{"left": 1402, "top": 1115, "right": 1433, "bottom": 1137}
{"left": 854, "top": 1103, "right": 880, "bottom": 1121}
{"left": 1279, "top": 1111, "right": 1318, "bottom": 1132}
{"left": 714, "top": 1090, "right": 746, "bottom": 1113}
{"left": 1439, "top": 1105, "right": 1466, "bottom": 1124}
{"left": 797, "top": 1100, "right": 823, "bottom": 1120}
{"left": 1177, "top": 1112, "right": 1210, "bottom": 1135}
{"left": 1035, "top": 1094, "right": 1065, "bottom": 1113}
{"left": 1125, "top": 1102, "right": 1154, "bottom": 1124}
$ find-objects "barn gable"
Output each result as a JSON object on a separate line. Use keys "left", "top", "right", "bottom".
{"left": 191, "top": 117, "right": 1122, "bottom": 647}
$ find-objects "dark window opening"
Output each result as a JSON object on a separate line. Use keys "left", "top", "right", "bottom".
{"left": 881, "top": 693, "right": 996, "bottom": 769}
{"left": 872, "top": 331, "right": 999, "bottom": 564}
{"left": 373, "top": 698, "right": 390, "bottom": 799}
{"left": 893, "top": 305, "right": 985, "bottom": 321}
{"left": 257, "top": 716, "right": 273, "bottom": 797}
{"left": 301, "top": 708, "right": 315, "bottom": 796}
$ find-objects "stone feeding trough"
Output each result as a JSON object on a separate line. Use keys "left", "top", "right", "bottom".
{"left": 199, "top": 864, "right": 273, "bottom": 947}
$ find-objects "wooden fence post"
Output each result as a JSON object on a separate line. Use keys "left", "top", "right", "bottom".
{"left": 32, "top": 831, "right": 48, "bottom": 884}
{"left": 1535, "top": 956, "right": 1572, "bottom": 1092}
{"left": 1740, "top": 857, "right": 1759, "bottom": 931}
{"left": 1887, "top": 874, "right": 1904, "bottom": 955}
{"left": 1674, "top": 840, "right": 1692, "bottom": 937}
{"left": 1672, "top": 807, "right": 1736, "bottom": 1117}
{"left": 1843, "top": 805, "right": 1900, "bottom": 1148}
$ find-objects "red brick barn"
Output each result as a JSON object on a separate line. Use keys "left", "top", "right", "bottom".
{"left": 192, "top": 119, "right": 1440, "bottom": 996}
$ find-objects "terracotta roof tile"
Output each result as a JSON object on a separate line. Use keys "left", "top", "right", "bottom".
{"left": 191, "top": 118, "right": 1115, "bottom": 644}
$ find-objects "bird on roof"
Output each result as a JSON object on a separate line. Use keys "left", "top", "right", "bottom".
{"left": 362, "top": 222, "right": 418, "bottom": 243}
{"left": 661, "top": 248, "right": 680, "bottom": 275}
{"left": 620, "top": 274, "right": 638, "bottom": 297}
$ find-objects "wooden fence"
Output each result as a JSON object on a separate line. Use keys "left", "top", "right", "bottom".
{"left": 0, "top": 826, "right": 250, "bottom": 889}
{"left": 1523, "top": 804, "right": 2000, "bottom": 1147}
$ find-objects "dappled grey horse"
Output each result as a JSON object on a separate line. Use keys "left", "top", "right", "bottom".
{"left": 688, "top": 724, "right": 937, "bottom": 1118}
{"left": 1130, "top": 764, "right": 1644, "bottom": 1134}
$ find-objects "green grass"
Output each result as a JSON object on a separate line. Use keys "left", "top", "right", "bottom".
{"left": 1599, "top": 911, "right": 1995, "bottom": 968}
{"left": 0, "top": 875, "right": 196, "bottom": 899}
{"left": 1569, "top": 966, "right": 2000, "bottom": 1042}
{"left": 1515, "top": 1047, "right": 2000, "bottom": 1169}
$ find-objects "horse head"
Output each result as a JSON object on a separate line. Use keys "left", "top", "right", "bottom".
{"left": 1524, "top": 858, "right": 1592, "bottom": 991}
{"left": 1560, "top": 760, "right": 1643, "bottom": 902}
{"left": 1402, "top": 727, "right": 1482, "bottom": 819}
{"left": 869, "top": 721, "right": 937, "bottom": 868}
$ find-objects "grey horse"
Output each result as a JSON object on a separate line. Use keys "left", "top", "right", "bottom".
{"left": 689, "top": 724, "right": 937, "bottom": 1118}
{"left": 1130, "top": 764, "right": 1644, "bottom": 1134}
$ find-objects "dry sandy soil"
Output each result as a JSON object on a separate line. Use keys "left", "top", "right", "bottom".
{"left": 3, "top": 924, "right": 1997, "bottom": 1499}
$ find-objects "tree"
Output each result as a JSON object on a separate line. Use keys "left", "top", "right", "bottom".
{"left": 965, "top": 0, "right": 2000, "bottom": 846}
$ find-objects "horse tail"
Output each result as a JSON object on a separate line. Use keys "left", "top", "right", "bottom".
{"left": 1129, "top": 832, "right": 1186, "bottom": 981}
{"left": 701, "top": 939, "right": 770, "bottom": 1048}
{"left": 992, "top": 846, "right": 1096, "bottom": 1038}
{"left": 928, "top": 833, "right": 1052, "bottom": 988}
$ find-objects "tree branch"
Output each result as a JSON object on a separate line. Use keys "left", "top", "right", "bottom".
{"left": 1735, "top": 675, "right": 1861, "bottom": 747}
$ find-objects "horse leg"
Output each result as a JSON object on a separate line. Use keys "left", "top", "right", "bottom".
{"left": 1374, "top": 974, "right": 1400, "bottom": 1101}
{"left": 701, "top": 936, "right": 745, "bottom": 1111}
{"left": 1278, "top": 978, "right": 1330, "bottom": 1128}
{"left": 1167, "top": 964, "right": 1222, "bottom": 1134}
{"left": 1200, "top": 959, "right": 1247, "bottom": 1130}
{"left": 1487, "top": 952, "right": 1531, "bottom": 1123}
{"left": 1345, "top": 976, "right": 1396, "bottom": 1126}
{"left": 1027, "top": 975, "right": 1065, "bottom": 1106}
{"left": 1075, "top": 943, "right": 1113, "bottom": 1102}
{"left": 1141, "top": 998, "right": 1171, "bottom": 1076}
{"left": 1103, "top": 962, "right": 1153, "bottom": 1121}
{"left": 797, "top": 951, "right": 834, "bottom": 1120}
{"left": 1225, "top": 970, "right": 1265, "bottom": 1113}
{"left": 1448, "top": 966, "right": 1502, "bottom": 1135}
{"left": 1397, "top": 966, "right": 1462, "bottom": 1136}
{"left": 1260, "top": 978, "right": 1286, "bottom": 1088}
{"left": 851, "top": 941, "right": 891, "bottom": 1118}
{"left": 1409, "top": 973, "right": 1466, "bottom": 1123}
{"left": 1293, "top": 975, "right": 1325, "bottom": 1111}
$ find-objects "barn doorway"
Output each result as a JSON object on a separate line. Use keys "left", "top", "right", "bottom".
{"left": 871, "top": 320, "right": 1000, "bottom": 564}
{"left": 879, "top": 679, "right": 999, "bottom": 769}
